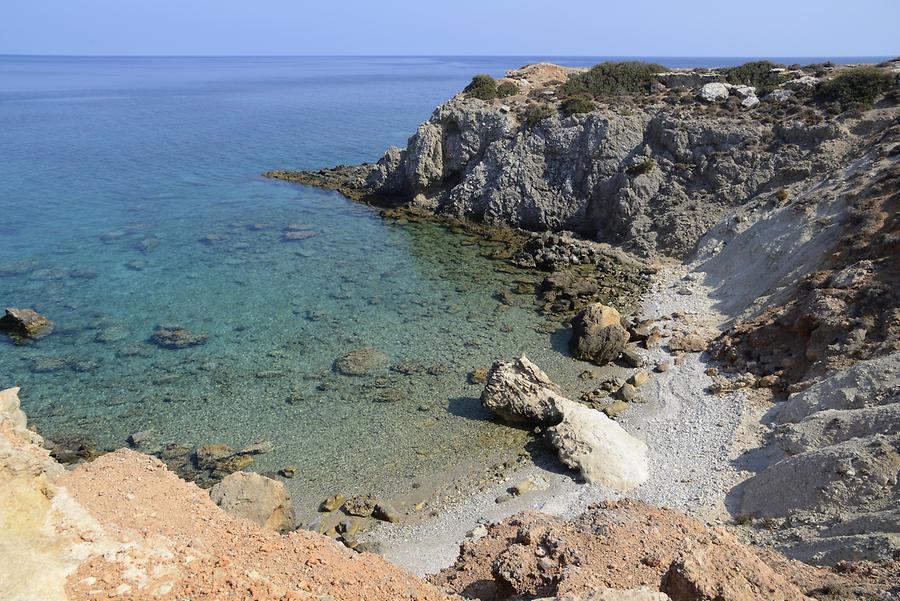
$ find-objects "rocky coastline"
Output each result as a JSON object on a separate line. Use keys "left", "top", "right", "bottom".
{"left": 3, "top": 58, "right": 899, "bottom": 599}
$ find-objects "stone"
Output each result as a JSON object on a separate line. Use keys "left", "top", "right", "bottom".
{"left": 629, "top": 371, "right": 650, "bottom": 387}
{"left": 547, "top": 397, "right": 649, "bottom": 491}
{"left": 344, "top": 494, "right": 377, "bottom": 517}
{"left": 741, "top": 94, "right": 760, "bottom": 109}
{"left": 333, "top": 347, "right": 389, "bottom": 376}
{"left": 766, "top": 89, "right": 794, "bottom": 102}
{"left": 481, "top": 355, "right": 566, "bottom": 425}
{"left": 543, "top": 588, "right": 671, "bottom": 600}
{"left": 373, "top": 502, "right": 401, "bottom": 523}
{"left": 209, "top": 472, "right": 295, "bottom": 533}
{"left": 620, "top": 346, "right": 644, "bottom": 368}
{"left": 698, "top": 82, "right": 729, "bottom": 102}
{"left": 150, "top": 326, "right": 208, "bottom": 349}
{"left": 618, "top": 383, "right": 637, "bottom": 401}
{"left": 278, "top": 466, "right": 298, "bottom": 478}
{"left": 512, "top": 475, "right": 550, "bottom": 496}
{"left": 320, "top": 493, "right": 346, "bottom": 512}
{"left": 655, "top": 361, "right": 671, "bottom": 373}
{"left": 469, "top": 367, "right": 489, "bottom": 384}
{"left": 281, "top": 230, "right": 319, "bottom": 242}
{"left": 570, "top": 303, "right": 629, "bottom": 366}
{"left": 668, "top": 334, "right": 708, "bottom": 353}
{"left": 467, "top": 524, "right": 489, "bottom": 539}
{"left": 0, "top": 307, "right": 53, "bottom": 340}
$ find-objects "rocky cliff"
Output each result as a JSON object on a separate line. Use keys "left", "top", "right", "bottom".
{"left": 268, "top": 61, "right": 897, "bottom": 260}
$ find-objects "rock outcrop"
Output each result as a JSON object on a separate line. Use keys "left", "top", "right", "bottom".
{"left": 481, "top": 356, "right": 648, "bottom": 490}
{"left": 209, "top": 471, "right": 296, "bottom": 533}
{"left": 266, "top": 62, "right": 897, "bottom": 261}
{"left": 735, "top": 352, "right": 900, "bottom": 565}
{"left": 431, "top": 500, "right": 890, "bottom": 601}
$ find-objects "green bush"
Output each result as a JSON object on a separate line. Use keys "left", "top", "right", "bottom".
{"left": 560, "top": 96, "right": 596, "bottom": 115}
{"left": 626, "top": 159, "right": 656, "bottom": 176}
{"left": 559, "top": 61, "right": 665, "bottom": 98}
{"left": 722, "top": 60, "right": 785, "bottom": 93}
{"left": 524, "top": 104, "right": 554, "bottom": 126}
{"left": 464, "top": 74, "right": 497, "bottom": 100}
{"left": 496, "top": 81, "right": 519, "bottom": 98}
{"left": 816, "top": 67, "right": 897, "bottom": 107}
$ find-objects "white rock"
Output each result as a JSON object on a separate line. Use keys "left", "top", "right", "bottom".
{"left": 741, "top": 94, "right": 760, "bottom": 109}
{"left": 699, "top": 82, "right": 729, "bottom": 102}
{"left": 785, "top": 75, "right": 819, "bottom": 90}
{"left": 547, "top": 398, "right": 649, "bottom": 491}
{"left": 766, "top": 89, "right": 795, "bottom": 103}
{"left": 481, "top": 356, "right": 649, "bottom": 491}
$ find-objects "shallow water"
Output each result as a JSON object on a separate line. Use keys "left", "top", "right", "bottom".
{"left": 0, "top": 55, "right": 882, "bottom": 516}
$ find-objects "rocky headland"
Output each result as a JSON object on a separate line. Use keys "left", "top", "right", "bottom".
{"left": 4, "top": 58, "right": 899, "bottom": 599}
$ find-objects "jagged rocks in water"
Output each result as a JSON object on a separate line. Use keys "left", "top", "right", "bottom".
{"left": 481, "top": 355, "right": 648, "bottom": 490}
{"left": 150, "top": 325, "right": 208, "bottom": 349}
{"left": 209, "top": 471, "right": 296, "bottom": 533}
{"left": 333, "top": 347, "right": 389, "bottom": 376}
{"left": 571, "top": 303, "right": 629, "bottom": 365}
{"left": 0, "top": 307, "right": 53, "bottom": 341}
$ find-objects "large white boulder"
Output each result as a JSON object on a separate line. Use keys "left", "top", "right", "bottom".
{"left": 547, "top": 397, "right": 650, "bottom": 491}
{"left": 482, "top": 356, "right": 649, "bottom": 491}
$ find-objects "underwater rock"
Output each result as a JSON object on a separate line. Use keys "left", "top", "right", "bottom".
{"left": 150, "top": 325, "right": 208, "bottom": 349}
{"left": 0, "top": 260, "right": 39, "bottom": 277}
{"left": 0, "top": 307, "right": 53, "bottom": 341}
{"left": 333, "top": 347, "right": 389, "bottom": 376}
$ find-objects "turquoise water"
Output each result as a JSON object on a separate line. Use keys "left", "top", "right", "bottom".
{"left": 0, "top": 55, "right": 885, "bottom": 516}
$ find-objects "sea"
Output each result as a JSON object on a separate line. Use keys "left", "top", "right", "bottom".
{"left": 0, "top": 55, "right": 887, "bottom": 517}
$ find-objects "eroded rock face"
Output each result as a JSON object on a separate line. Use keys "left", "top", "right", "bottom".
{"left": 0, "top": 307, "right": 53, "bottom": 341}
{"left": 570, "top": 303, "right": 629, "bottom": 365}
{"left": 209, "top": 471, "right": 296, "bottom": 533}
{"left": 481, "top": 356, "right": 648, "bottom": 490}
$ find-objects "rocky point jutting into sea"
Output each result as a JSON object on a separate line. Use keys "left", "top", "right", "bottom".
{"left": 4, "top": 58, "right": 900, "bottom": 600}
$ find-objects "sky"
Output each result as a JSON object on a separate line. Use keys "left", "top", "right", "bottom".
{"left": 2, "top": 0, "right": 898, "bottom": 57}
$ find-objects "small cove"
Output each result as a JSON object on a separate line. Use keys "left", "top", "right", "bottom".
{"left": 0, "top": 56, "right": 597, "bottom": 518}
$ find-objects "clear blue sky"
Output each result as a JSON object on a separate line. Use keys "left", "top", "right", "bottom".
{"left": 2, "top": 0, "right": 898, "bottom": 57}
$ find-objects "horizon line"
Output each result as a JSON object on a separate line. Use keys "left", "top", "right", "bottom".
{"left": 1, "top": 53, "right": 896, "bottom": 60}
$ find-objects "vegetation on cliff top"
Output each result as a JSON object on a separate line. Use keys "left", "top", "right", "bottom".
{"left": 721, "top": 60, "right": 786, "bottom": 93}
{"left": 560, "top": 61, "right": 665, "bottom": 98}
{"left": 496, "top": 81, "right": 518, "bottom": 98}
{"left": 816, "top": 66, "right": 897, "bottom": 107}
{"left": 464, "top": 74, "right": 498, "bottom": 100}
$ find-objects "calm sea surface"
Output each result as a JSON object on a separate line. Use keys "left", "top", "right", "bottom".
{"left": 0, "top": 55, "right": 885, "bottom": 515}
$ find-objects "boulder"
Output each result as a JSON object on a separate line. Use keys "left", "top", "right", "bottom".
{"left": 333, "top": 347, "right": 389, "bottom": 376}
{"left": 571, "top": 304, "right": 629, "bottom": 366}
{"left": 0, "top": 307, "right": 53, "bottom": 340}
{"left": 547, "top": 398, "right": 649, "bottom": 491}
{"left": 481, "top": 355, "right": 567, "bottom": 424}
{"left": 698, "top": 82, "right": 729, "bottom": 102}
{"left": 209, "top": 471, "right": 295, "bottom": 533}
{"left": 482, "top": 356, "right": 648, "bottom": 490}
